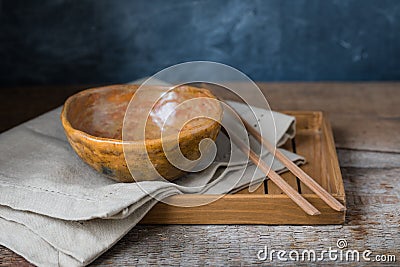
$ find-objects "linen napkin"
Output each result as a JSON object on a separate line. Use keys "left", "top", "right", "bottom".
{"left": 0, "top": 101, "right": 304, "bottom": 266}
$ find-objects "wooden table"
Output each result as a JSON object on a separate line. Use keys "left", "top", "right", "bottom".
{"left": 1, "top": 82, "right": 399, "bottom": 266}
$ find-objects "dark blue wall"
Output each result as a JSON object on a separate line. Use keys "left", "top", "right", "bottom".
{"left": 1, "top": 0, "right": 400, "bottom": 85}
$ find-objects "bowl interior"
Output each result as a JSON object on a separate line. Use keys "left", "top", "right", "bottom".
{"left": 66, "top": 85, "right": 222, "bottom": 141}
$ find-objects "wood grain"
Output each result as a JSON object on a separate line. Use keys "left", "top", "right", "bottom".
{"left": 232, "top": 105, "right": 344, "bottom": 212}
{"left": 2, "top": 166, "right": 397, "bottom": 266}
{"left": 259, "top": 82, "right": 400, "bottom": 153}
{"left": 0, "top": 82, "right": 399, "bottom": 266}
{"left": 140, "top": 111, "right": 344, "bottom": 222}
{"left": 231, "top": 123, "right": 321, "bottom": 216}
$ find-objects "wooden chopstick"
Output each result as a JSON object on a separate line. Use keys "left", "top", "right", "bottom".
{"left": 228, "top": 130, "right": 321, "bottom": 216}
{"left": 167, "top": 84, "right": 334, "bottom": 214}
{"left": 226, "top": 103, "right": 346, "bottom": 212}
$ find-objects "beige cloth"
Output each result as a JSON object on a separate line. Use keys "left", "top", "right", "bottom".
{"left": 0, "top": 102, "right": 304, "bottom": 266}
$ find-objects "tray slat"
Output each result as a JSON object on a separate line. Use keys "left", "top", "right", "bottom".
{"left": 140, "top": 111, "right": 345, "bottom": 225}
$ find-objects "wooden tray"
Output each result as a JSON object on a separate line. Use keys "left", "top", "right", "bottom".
{"left": 140, "top": 111, "right": 346, "bottom": 225}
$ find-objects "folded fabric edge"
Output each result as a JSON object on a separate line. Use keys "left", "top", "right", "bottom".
{"left": 83, "top": 199, "right": 161, "bottom": 266}
{"left": 0, "top": 180, "right": 178, "bottom": 221}
{"left": 0, "top": 216, "right": 81, "bottom": 267}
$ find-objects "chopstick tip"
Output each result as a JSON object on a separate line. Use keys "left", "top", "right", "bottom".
{"left": 331, "top": 202, "right": 346, "bottom": 212}
{"left": 338, "top": 206, "right": 346, "bottom": 212}
{"left": 308, "top": 209, "right": 321, "bottom": 216}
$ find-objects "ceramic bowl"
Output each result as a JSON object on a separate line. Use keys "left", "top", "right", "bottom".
{"left": 61, "top": 84, "right": 222, "bottom": 182}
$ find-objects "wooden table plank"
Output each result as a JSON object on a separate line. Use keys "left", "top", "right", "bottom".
{"left": 258, "top": 82, "right": 400, "bottom": 153}
{"left": 0, "top": 84, "right": 99, "bottom": 132}
{"left": 95, "top": 166, "right": 399, "bottom": 265}
{"left": 1, "top": 163, "right": 398, "bottom": 266}
{"left": 1, "top": 82, "right": 399, "bottom": 153}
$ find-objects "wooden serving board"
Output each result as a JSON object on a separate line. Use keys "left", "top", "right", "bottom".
{"left": 140, "top": 111, "right": 345, "bottom": 225}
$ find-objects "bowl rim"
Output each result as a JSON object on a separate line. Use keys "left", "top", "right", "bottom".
{"left": 61, "top": 84, "right": 223, "bottom": 147}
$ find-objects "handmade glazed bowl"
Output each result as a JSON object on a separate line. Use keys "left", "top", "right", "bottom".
{"left": 61, "top": 84, "right": 222, "bottom": 182}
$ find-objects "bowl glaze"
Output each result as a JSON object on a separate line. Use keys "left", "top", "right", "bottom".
{"left": 61, "top": 84, "right": 222, "bottom": 182}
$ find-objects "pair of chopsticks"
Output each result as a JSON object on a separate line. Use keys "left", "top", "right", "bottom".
{"left": 222, "top": 100, "right": 346, "bottom": 215}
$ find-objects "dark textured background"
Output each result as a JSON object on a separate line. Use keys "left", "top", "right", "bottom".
{"left": 1, "top": 0, "right": 400, "bottom": 85}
